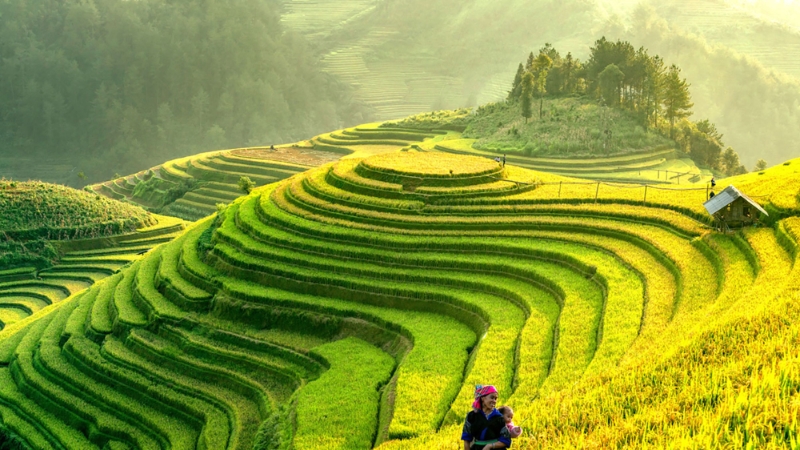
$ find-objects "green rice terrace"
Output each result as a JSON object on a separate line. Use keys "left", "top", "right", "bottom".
{"left": 0, "top": 181, "right": 187, "bottom": 333}
{"left": 89, "top": 145, "right": 346, "bottom": 222}
{"left": 1, "top": 143, "right": 799, "bottom": 448}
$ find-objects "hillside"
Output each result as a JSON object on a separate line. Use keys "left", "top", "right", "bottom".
{"left": 0, "top": 181, "right": 188, "bottom": 332}
{"left": 0, "top": 141, "right": 798, "bottom": 448}
{"left": 3, "top": 0, "right": 798, "bottom": 184}
{"left": 0, "top": 0, "right": 367, "bottom": 186}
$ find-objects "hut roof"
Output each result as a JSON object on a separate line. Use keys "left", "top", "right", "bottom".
{"left": 703, "top": 185, "right": 769, "bottom": 216}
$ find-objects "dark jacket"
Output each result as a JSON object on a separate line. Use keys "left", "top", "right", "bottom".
{"left": 461, "top": 408, "right": 512, "bottom": 449}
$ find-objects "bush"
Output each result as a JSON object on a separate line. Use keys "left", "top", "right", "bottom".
{"left": 0, "top": 239, "right": 59, "bottom": 270}
{"left": 238, "top": 176, "right": 256, "bottom": 195}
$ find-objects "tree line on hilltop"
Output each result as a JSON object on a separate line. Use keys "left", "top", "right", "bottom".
{"left": 509, "top": 38, "right": 756, "bottom": 176}
{"left": 0, "top": 0, "right": 368, "bottom": 185}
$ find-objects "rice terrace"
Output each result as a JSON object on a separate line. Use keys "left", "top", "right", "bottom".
{"left": 2, "top": 4, "right": 800, "bottom": 450}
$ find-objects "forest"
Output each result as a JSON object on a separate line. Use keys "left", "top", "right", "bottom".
{"left": 0, "top": 0, "right": 367, "bottom": 184}
{"left": 508, "top": 38, "right": 752, "bottom": 176}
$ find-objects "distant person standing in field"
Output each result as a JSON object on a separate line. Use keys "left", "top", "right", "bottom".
{"left": 502, "top": 154, "right": 506, "bottom": 167}
{"left": 461, "top": 385, "right": 511, "bottom": 449}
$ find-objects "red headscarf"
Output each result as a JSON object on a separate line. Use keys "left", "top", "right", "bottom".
{"left": 473, "top": 384, "right": 498, "bottom": 410}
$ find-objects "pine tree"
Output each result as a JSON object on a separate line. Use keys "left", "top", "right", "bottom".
{"left": 663, "top": 65, "right": 694, "bottom": 138}
{"left": 521, "top": 72, "right": 534, "bottom": 123}
{"left": 643, "top": 55, "right": 665, "bottom": 130}
{"left": 532, "top": 53, "right": 552, "bottom": 119}
{"left": 598, "top": 64, "right": 624, "bottom": 106}
{"left": 508, "top": 63, "right": 525, "bottom": 101}
{"left": 526, "top": 52, "right": 535, "bottom": 70}
{"left": 563, "top": 52, "right": 575, "bottom": 94}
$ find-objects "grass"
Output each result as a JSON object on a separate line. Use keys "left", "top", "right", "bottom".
{"left": 99, "top": 334, "right": 234, "bottom": 448}
{"left": 464, "top": 98, "right": 674, "bottom": 157}
{"left": 230, "top": 193, "right": 623, "bottom": 396}
{"left": 0, "top": 211, "right": 185, "bottom": 332}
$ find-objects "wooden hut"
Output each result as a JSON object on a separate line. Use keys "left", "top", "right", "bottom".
{"left": 703, "top": 185, "right": 768, "bottom": 231}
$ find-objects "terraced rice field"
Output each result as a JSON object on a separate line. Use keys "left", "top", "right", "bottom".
{"left": 435, "top": 138, "right": 710, "bottom": 184}
{"left": 319, "top": 29, "right": 473, "bottom": 120}
{"left": 95, "top": 123, "right": 702, "bottom": 228}
{"left": 279, "top": 0, "right": 381, "bottom": 39}
{"left": 0, "top": 216, "right": 186, "bottom": 332}
{"left": 309, "top": 122, "right": 447, "bottom": 156}
{"left": 3, "top": 145, "right": 798, "bottom": 448}
{"left": 92, "top": 146, "right": 345, "bottom": 222}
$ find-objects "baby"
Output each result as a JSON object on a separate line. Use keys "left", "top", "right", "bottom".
{"left": 498, "top": 406, "right": 522, "bottom": 438}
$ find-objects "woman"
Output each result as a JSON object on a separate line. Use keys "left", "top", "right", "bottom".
{"left": 461, "top": 385, "right": 511, "bottom": 449}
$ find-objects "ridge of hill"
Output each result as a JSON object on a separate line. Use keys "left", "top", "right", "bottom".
{"left": 1, "top": 142, "right": 798, "bottom": 448}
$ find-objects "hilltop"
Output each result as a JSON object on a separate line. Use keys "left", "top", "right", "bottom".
{"left": 0, "top": 181, "right": 153, "bottom": 243}
{"left": 463, "top": 97, "right": 673, "bottom": 157}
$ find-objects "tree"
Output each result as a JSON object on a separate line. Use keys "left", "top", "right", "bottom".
{"left": 663, "top": 65, "right": 694, "bottom": 138}
{"left": 525, "top": 52, "right": 535, "bottom": 70}
{"left": 238, "top": 176, "right": 255, "bottom": 194}
{"left": 562, "top": 52, "right": 576, "bottom": 94}
{"left": 532, "top": 53, "right": 553, "bottom": 119}
{"left": 721, "top": 147, "right": 741, "bottom": 176}
{"left": 696, "top": 119, "right": 724, "bottom": 145}
{"left": 689, "top": 130, "right": 723, "bottom": 169}
{"left": 508, "top": 63, "right": 525, "bottom": 101}
{"left": 538, "top": 43, "right": 560, "bottom": 63}
{"left": 641, "top": 55, "right": 665, "bottom": 130}
{"left": 586, "top": 37, "right": 635, "bottom": 99}
{"left": 0, "top": 0, "right": 367, "bottom": 186}
{"left": 598, "top": 64, "right": 625, "bottom": 106}
{"left": 520, "top": 72, "right": 534, "bottom": 123}
{"left": 755, "top": 159, "right": 768, "bottom": 171}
